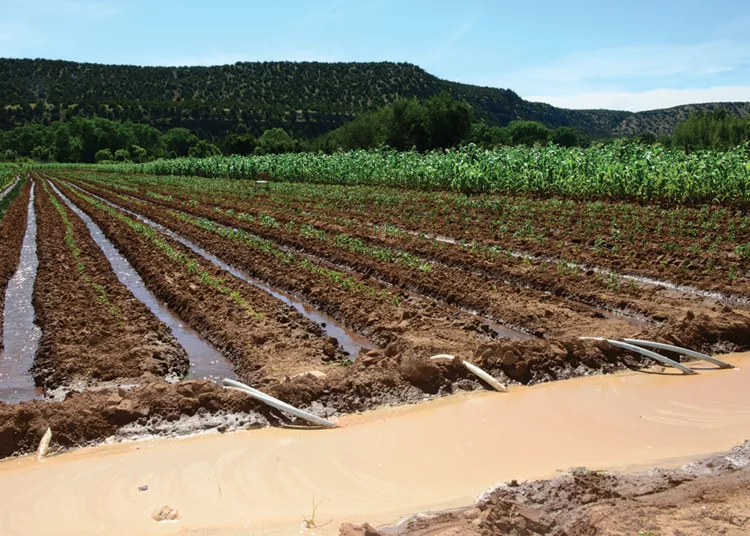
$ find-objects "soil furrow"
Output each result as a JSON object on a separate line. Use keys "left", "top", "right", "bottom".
{"left": 0, "top": 177, "right": 30, "bottom": 347}
{"left": 62, "top": 176, "right": 750, "bottom": 383}
{"left": 78, "top": 171, "right": 748, "bottom": 296}
{"left": 52, "top": 178, "right": 353, "bottom": 387}
{"left": 31, "top": 178, "right": 189, "bottom": 391}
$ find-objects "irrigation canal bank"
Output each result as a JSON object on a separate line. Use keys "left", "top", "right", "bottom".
{"left": 0, "top": 352, "right": 748, "bottom": 535}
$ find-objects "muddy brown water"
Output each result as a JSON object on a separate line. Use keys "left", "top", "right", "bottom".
{"left": 0, "top": 182, "right": 42, "bottom": 403}
{"left": 1, "top": 352, "right": 748, "bottom": 535}
{"left": 66, "top": 183, "right": 375, "bottom": 357}
{"left": 49, "top": 182, "right": 235, "bottom": 383}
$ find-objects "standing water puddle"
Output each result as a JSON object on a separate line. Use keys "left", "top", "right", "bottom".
{"left": 0, "top": 182, "right": 42, "bottom": 403}
{"left": 48, "top": 182, "right": 235, "bottom": 383}
{"left": 65, "top": 182, "right": 374, "bottom": 357}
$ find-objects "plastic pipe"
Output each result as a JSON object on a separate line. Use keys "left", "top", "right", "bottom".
{"left": 430, "top": 354, "right": 507, "bottom": 392}
{"left": 622, "top": 339, "right": 734, "bottom": 369}
{"left": 579, "top": 337, "right": 696, "bottom": 375}
{"left": 222, "top": 379, "right": 336, "bottom": 428}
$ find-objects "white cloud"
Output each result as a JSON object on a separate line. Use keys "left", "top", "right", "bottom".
{"left": 525, "top": 86, "right": 750, "bottom": 112}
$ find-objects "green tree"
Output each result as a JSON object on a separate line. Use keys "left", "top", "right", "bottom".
{"left": 131, "top": 145, "right": 148, "bottom": 163}
{"left": 94, "top": 148, "right": 113, "bottom": 162}
{"left": 551, "top": 126, "right": 580, "bottom": 147}
{"left": 423, "top": 91, "right": 472, "bottom": 149}
{"left": 672, "top": 110, "right": 750, "bottom": 152}
{"left": 466, "top": 123, "right": 510, "bottom": 147}
{"left": 163, "top": 128, "right": 198, "bottom": 157}
{"left": 114, "top": 148, "right": 131, "bottom": 161}
{"left": 508, "top": 121, "right": 550, "bottom": 146}
{"left": 188, "top": 140, "right": 222, "bottom": 158}
{"left": 255, "top": 128, "right": 296, "bottom": 155}
{"left": 223, "top": 133, "right": 257, "bottom": 155}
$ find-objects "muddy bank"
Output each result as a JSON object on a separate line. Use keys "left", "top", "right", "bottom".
{"left": 0, "top": 354, "right": 748, "bottom": 535}
{"left": 31, "top": 179, "right": 189, "bottom": 390}
{"left": 347, "top": 440, "right": 750, "bottom": 536}
{"left": 0, "top": 379, "right": 275, "bottom": 457}
{"left": 1, "top": 346, "right": 749, "bottom": 460}
{"left": 0, "top": 349, "right": 475, "bottom": 458}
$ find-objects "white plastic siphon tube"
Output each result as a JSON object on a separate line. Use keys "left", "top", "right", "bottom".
{"left": 222, "top": 379, "right": 336, "bottom": 428}
{"left": 579, "top": 337, "right": 696, "bottom": 375}
{"left": 430, "top": 355, "right": 507, "bottom": 392}
{"left": 621, "top": 339, "right": 734, "bottom": 369}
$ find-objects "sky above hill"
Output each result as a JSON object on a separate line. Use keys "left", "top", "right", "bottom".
{"left": 1, "top": 0, "right": 748, "bottom": 112}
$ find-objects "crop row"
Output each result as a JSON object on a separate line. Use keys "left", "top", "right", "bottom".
{"left": 30, "top": 177, "right": 189, "bottom": 389}
{"left": 64, "top": 169, "right": 749, "bottom": 302}
{"left": 72, "top": 175, "right": 729, "bottom": 350}
{"left": 54, "top": 179, "right": 350, "bottom": 385}
{"left": 52, "top": 142, "right": 750, "bottom": 204}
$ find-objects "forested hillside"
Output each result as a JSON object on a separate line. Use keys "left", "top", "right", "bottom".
{"left": 1, "top": 58, "right": 747, "bottom": 140}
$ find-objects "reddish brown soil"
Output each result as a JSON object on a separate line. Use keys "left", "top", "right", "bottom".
{"left": 0, "top": 178, "right": 30, "bottom": 346}
{"left": 342, "top": 441, "right": 750, "bottom": 536}
{"left": 31, "top": 180, "right": 189, "bottom": 389}
{"left": 93, "top": 174, "right": 747, "bottom": 297}
{"left": 53, "top": 180, "right": 352, "bottom": 387}
{"left": 0, "top": 171, "right": 742, "bottom": 462}
{"left": 80, "top": 177, "right": 748, "bottom": 326}
{"left": 66, "top": 179, "right": 750, "bottom": 374}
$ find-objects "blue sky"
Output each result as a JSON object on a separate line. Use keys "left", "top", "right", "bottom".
{"left": 1, "top": 0, "right": 748, "bottom": 111}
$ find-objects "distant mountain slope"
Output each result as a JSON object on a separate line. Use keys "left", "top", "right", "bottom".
{"left": 0, "top": 58, "right": 747, "bottom": 140}
{"left": 611, "top": 102, "right": 750, "bottom": 137}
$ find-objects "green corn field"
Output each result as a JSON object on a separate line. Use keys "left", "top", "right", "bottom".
{"left": 52, "top": 142, "right": 750, "bottom": 205}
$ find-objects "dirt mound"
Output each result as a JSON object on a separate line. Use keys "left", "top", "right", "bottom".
{"left": 343, "top": 441, "right": 750, "bottom": 535}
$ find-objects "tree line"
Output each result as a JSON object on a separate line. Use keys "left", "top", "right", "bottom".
{"left": 1, "top": 95, "right": 747, "bottom": 164}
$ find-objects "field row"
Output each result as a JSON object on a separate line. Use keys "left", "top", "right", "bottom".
{"left": 61, "top": 173, "right": 750, "bottom": 356}
{"left": 2, "top": 168, "right": 750, "bottom": 456}
{"left": 67, "top": 170, "right": 750, "bottom": 297}
{"left": 86, "top": 143, "right": 750, "bottom": 204}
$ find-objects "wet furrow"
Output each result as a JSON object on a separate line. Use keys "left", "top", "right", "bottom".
{"left": 0, "top": 182, "right": 41, "bottom": 403}
{"left": 403, "top": 228, "right": 749, "bottom": 305}
{"left": 62, "top": 182, "right": 377, "bottom": 356}
{"left": 77, "top": 178, "right": 658, "bottom": 328}
{"left": 48, "top": 181, "right": 235, "bottom": 383}
{"left": 82, "top": 183, "right": 647, "bottom": 340}
{"left": 0, "top": 176, "right": 20, "bottom": 201}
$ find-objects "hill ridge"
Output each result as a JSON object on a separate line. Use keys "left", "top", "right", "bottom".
{"left": 0, "top": 58, "right": 748, "bottom": 139}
